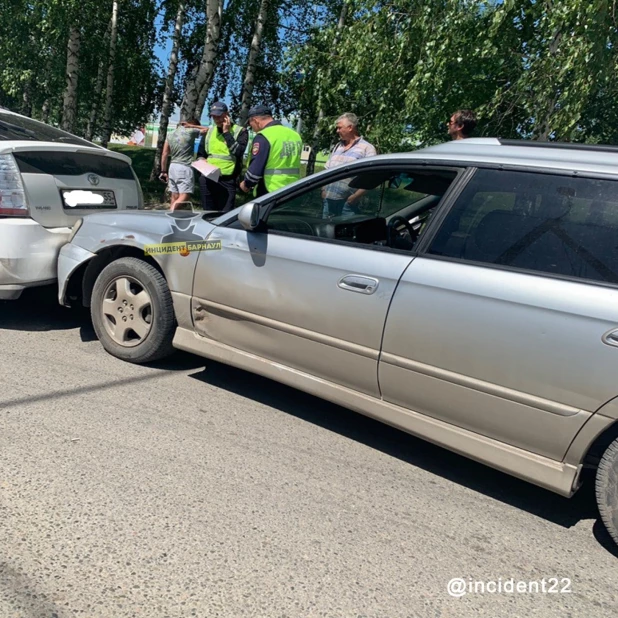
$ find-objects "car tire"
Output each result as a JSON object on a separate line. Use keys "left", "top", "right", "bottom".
{"left": 596, "top": 436, "right": 618, "bottom": 545}
{"left": 90, "top": 257, "right": 176, "bottom": 363}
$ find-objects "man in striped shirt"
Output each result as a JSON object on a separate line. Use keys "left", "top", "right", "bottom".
{"left": 322, "top": 112, "right": 377, "bottom": 218}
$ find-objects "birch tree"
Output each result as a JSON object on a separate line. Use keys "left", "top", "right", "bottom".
{"left": 180, "top": 0, "right": 223, "bottom": 121}
{"left": 152, "top": 0, "right": 188, "bottom": 179}
{"left": 238, "top": 0, "right": 271, "bottom": 126}
{"left": 101, "top": 0, "right": 119, "bottom": 148}
{"left": 85, "top": 19, "right": 112, "bottom": 142}
{"left": 60, "top": 26, "right": 81, "bottom": 132}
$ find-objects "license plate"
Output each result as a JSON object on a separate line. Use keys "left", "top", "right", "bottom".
{"left": 61, "top": 189, "right": 117, "bottom": 209}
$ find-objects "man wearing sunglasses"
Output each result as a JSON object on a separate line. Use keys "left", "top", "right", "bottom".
{"left": 447, "top": 109, "right": 477, "bottom": 140}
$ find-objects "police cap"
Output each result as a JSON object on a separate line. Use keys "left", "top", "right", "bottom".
{"left": 209, "top": 101, "right": 228, "bottom": 116}
{"left": 247, "top": 104, "right": 272, "bottom": 118}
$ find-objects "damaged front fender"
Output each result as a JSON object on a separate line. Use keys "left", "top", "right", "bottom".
{"left": 57, "top": 242, "right": 97, "bottom": 306}
{"left": 57, "top": 210, "right": 219, "bottom": 307}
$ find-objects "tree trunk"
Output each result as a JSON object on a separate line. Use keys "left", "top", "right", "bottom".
{"left": 41, "top": 99, "right": 50, "bottom": 124}
{"left": 61, "top": 26, "right": 81, "bottom": 133}
{"left": 195, "top": 0, "right": 224, "bottom": 120}
{"left": 306, "top": 1, "right": 348, "bottom": 176}
{"left": 21, "top": 81, "right": 32, "bottom": 117}
{"left": 84, "top": 60, "right": 106, "bottom": 142}
{"left": 207, "top": 3, "right": 237, "bottom": 106}
{"left": 85, "top": 19, "right": 112, "bottom": 142}
{"left": 238, "top": 0, "right": 270, "bottom": 126}
{"left": 151, "top": 0, "right": 187, "bottom": 180}
{"left": 101, "top": 1, "right": 119, "bottom": 148}
{"left": 180, "top": 0, "right": 223, "bottom": 122}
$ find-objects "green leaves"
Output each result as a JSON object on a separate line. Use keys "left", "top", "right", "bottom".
{"left": 0, "top": 0, "right": 160, "bottom": 138}
{"left": 288, "top": 0, "right": 618, "bottom": 148}
{"left": 2, "top": 0, "right": 617, "bottom": 146}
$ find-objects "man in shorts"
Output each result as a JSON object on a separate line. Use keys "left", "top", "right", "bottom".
{"left": 159, "top": 117, "right": 208, "bottom": 210}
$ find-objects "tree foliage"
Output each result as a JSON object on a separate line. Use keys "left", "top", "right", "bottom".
{"left": 1, "top": 0, "right": 617, "bottom": 150}
{"left": 289, "top": 0, "right": 618, "bottom": 151}
{"left": 0, "top": 0, "right": 161, "bottom": 139}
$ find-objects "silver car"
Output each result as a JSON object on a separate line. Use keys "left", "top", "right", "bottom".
{"left": 58, "top": 138, "right": 618, "bottom": 547}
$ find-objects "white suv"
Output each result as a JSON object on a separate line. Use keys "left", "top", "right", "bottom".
{"left": 0, "top": 108, "right": 143, "bottom": 299}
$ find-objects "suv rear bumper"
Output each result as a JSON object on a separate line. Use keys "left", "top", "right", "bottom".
{"left": 0, "top": 218, "right": 70, "bottom": 299}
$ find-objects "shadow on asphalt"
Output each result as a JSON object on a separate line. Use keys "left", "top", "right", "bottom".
{"left": 0, "top": 284, "right": 97, "bottom": 341}
{"left": 0, "top": 285, "right": 204, "bottom": 371}
{"left": 188, "top": 360, "right": 618, "bottom": 557}
{"left": 3, "top": 291, "right": 615, "bottom": 556}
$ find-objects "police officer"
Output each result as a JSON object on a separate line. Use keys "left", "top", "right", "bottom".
{"left": 239, "top": 105, "right": 303, "bottom": 197}
{"left": 197, "top": 101, "right": 248, "bottom": 212}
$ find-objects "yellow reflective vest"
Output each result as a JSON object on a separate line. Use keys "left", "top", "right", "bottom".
{"left": 259, "top": 125, "right": 302, "bottom": 193}
{"left": 203, "top": 124, "right": 243, "bottom": 175}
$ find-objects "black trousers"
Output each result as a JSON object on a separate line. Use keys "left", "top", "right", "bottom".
{"left": 199, "top": 175, "right": 237, "bottom": 213}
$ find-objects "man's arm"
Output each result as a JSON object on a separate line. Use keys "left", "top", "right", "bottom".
{"left": 346, "top": 188, "right": 367, "bottom": 206}
{"left": 240, "top": 135, "right": 270, "bottom": 193}
{"left": 223, "top": 127, "right": 249, "bottom": 160}
{"left": 197, "top": 133, "right": 207, "bottom": 160}
{"left": 160, "top": 141, "right": 170, "bottom": 179}
{"left": 346, "top": 143, "right": 377, "bottom": 205}
{"left": 181, "top": 122, "right": 209, "bottom": 135}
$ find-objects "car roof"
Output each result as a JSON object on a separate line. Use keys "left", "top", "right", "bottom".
{"left": 371, "top": 138, "right": 618, "bottom": 177}
{"left": 0, "top": 107, "right": 103, "bottom": 150}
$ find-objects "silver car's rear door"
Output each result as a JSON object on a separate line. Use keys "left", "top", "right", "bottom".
{"left": 379, "top": 167, "right": 618, "bottom": 461}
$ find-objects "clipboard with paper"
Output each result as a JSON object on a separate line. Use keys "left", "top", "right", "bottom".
{"left": 191, "top": 159, "right": 221, "bottom": 182}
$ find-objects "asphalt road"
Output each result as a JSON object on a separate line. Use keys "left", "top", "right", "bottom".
{"left": 2, "top": 287, "right": 618, "bottom": 618}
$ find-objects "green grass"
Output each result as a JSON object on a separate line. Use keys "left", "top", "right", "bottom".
{"left": 107, "top": 144, "right": 167, "bottom": 206}
{"left": 107, "top": 143, "right": 325, "bottom": 208}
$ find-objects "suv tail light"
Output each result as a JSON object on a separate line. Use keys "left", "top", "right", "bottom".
{"left": 0, "top": 154, "right": 29, "bottom": 216}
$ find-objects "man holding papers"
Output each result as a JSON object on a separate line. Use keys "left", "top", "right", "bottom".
{"left": 196, "top": 101, "right": 248, "bottom": 213}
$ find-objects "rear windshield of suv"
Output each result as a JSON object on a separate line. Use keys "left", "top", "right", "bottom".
{"left": 0, "top": 111, "right": 97, "bottom": 148}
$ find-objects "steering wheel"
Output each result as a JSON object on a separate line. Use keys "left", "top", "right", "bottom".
{"left": 387, "top": 216, "right": 417, "bottom": 249}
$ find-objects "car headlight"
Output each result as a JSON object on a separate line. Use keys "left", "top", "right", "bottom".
{"left": 68, "top": 217, "right": 84, "bottom": 242}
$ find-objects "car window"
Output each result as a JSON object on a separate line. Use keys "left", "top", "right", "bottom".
{"left": 266, "top": 167, "right": 458, "bottom": 251}
{"left": 274, "top": 173, "right": 383, "bottom": 220}
{"left": 428, "top": 168, "right": 618, "bottom": 284}
{"left": 0, "top": 112, "right": 96, "bottom": 147}
{"left": 379, "top": 171, "right": 455, "bottom": 218}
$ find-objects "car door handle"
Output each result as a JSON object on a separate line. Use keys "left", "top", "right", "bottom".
{"left": 338, "top": 275, "right": 379, "bottom": 295}
{"left": 602, "top": 328, "right": 618, "bottom": 348}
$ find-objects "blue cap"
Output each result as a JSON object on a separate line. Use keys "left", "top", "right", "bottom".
{"left": 247, "top": 104, "right": 272, "bottom": 118}
{"left": 209, "top": 101, "right": 228, "bottom": 116}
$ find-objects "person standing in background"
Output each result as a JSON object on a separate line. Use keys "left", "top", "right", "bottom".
{"left": 447, "top": 109, "right": 477, "bottom": 140}
{"left": 197, "top": 102, "right": 248, "bottom": 212}
{"left": 322, "top": 113, "right": 377, "bottom": 217}
{"left": 239, "top": 105, "right": 303, "bottom": 197}
{"left": 159, "top": 118, "right": 208, "bottom": 210}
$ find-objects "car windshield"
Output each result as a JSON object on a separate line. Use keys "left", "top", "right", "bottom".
{"left": 0, "top": 111, "right": 97, "bottom": 147}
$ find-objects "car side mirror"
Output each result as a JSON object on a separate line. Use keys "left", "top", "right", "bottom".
{"left": 238, "top": 202, "right": 260, "bottom": 230}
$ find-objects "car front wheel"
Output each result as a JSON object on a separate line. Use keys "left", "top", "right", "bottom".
{"left": 91, "top": 257, "right": 176, "bottom": 363}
